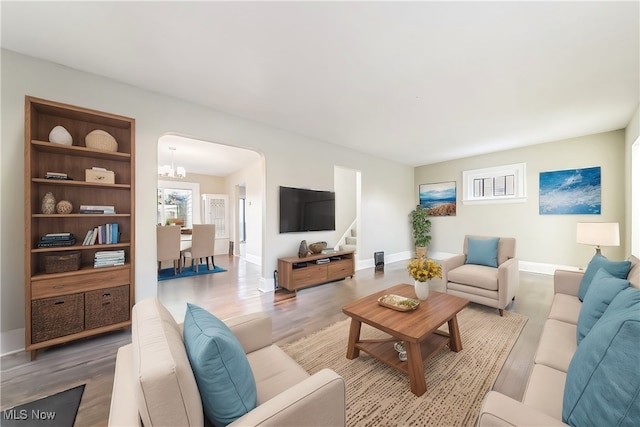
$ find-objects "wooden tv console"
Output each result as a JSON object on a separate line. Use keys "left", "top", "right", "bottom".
{"left": 277, "top": 250, "right": 355, "bottom": 292}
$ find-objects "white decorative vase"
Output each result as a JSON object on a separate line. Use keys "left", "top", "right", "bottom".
{"left": 48, "top": 125, "right": 73, "bottom": 145}
{"left": 414, "top": 280, "right": 430, "bottom": 300}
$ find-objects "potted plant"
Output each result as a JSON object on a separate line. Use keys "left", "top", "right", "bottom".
{"left": 409, "top": 205, "right": 431, "bottom": 258}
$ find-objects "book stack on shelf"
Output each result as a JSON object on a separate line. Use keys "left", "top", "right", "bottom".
{"left": 82, "top": 223, "right": 120, "bottom": 245}
{"left": 79, "top": 205, "right": 116, "bottom": 214}
{"left": 37, "top": 232, "right": 76, "bottom": 248}
{"left": 44, "top": 171, "right": 73, "bottom": 180}
{"left": 94, "top": 250, "right": 125, "bottom": 268}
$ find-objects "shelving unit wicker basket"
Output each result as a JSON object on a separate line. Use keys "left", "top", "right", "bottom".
{"left": 24, "top": 96, "right": 135, "bottom": 359}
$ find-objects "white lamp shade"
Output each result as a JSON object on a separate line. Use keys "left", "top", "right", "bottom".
{"left": 576, "top": 222, "right": 620, "bottom": 247}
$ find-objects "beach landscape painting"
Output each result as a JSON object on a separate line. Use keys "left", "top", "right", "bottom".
{"left": 539, "top": 166, "right": 601, "bottom": 215}
{"left": 419, "top": 181, "right": 456, "bottom": 216}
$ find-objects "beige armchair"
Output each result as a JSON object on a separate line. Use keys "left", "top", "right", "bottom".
{"left": 182, "top": 224, "right": 215, "bottom": 272}
{"left": 442, "top": 235, "right": 519, "bottom": 316}
{"left": 108, "top": 298, "right": 346, "bottom": 426}
{"left": 157, "top": 225, "right": 182, "bottom": 275}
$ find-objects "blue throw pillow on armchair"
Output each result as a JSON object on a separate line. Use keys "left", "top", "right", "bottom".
{"left": 183, "top": 303, "right": 257, "bottom": 427}
{"left": 576, "top": 268, "right": 629, "bottom": 344}
{"left": 578, "top": 253, "right": 631, "bottom": 301}
{"left": 563, "top": 287, "right": 640, "bottom": 426}
{"left": 465, "top": 237, "right": 499, "bottom": 268}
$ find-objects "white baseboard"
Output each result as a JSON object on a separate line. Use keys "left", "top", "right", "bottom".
{"left": 357, "top": 251, "right": 412, "bottom": 270}
{"left": 1, "top": 328, "right": 25, "bottom": 356}
{"left": 519, "top": 260, "right": 580, "bottom": 275}
{"left": 243, "top": 253, "right": 262, "bottom": 266}
{"left": 362, "top": 250, "right": 580, "bottom": 277}
{"left": 259, "top": 276, "right": 275, "bottom": 293}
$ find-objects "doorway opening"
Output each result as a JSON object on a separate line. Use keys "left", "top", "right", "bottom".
{"left": 157, "top": 135, "right": 263, "bottom": 264}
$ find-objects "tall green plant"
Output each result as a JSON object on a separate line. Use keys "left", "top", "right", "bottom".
{"left": 410, "top": 205, "right": 432, "bottom": 247}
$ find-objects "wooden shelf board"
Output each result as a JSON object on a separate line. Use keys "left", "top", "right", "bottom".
{"left": 31, "top": 242, "right": 131, "bottom": 253}
{"left": 32, "top": 213, "right": 130, "bottom": 218}
{"left": 31, "top": 263, "right": 131, "bottom": 281}
{"left": 31, "top": 140, "right": 131, "bottom": 161}
{"left": 356, "top": 332, "right": 451, "bottom": 373}
{"left": 32, "top": 177, "right": 130, "bottom": 189}
{"left": 26, "top": 320, "right": 131, "bottom": 351}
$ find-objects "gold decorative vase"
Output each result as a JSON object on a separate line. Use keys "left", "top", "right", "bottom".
{"left": 41, "top": 192, "right": 56, "bottom": 214}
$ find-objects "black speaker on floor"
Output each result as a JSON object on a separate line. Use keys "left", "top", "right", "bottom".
{"left": 374, "top": 251, "right": 384, "bottom": 272}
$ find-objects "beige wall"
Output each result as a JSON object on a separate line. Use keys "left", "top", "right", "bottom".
{"left": 160, "top": 172, "right": 226, "bottom": 196}
{"left": 224, "top": 157, "right": 265, "bottom": 267}
{"left": 1, "top": 49, "right": 414, "bottom": 352}
{"left": 415, "top": 131, "right": 627, "bottom": 269}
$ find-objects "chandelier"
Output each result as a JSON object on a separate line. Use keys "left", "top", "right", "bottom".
{"left": 158, "top": 147, "right": 186, "bottom": 178}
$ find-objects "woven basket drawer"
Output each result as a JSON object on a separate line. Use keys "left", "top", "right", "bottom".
{"left": 85, "top": 285, "right": 130, "bottom": 330}
{"left": 43, "top": 251, "right": 81, "bottom": 274}
{"left": 32, "top": 293, "right": 84, "bottom": 343}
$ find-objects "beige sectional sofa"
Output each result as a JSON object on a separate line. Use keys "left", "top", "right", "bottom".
{"left": 108, "top": 298, "right": 346, "bottom": 426}
{"left": 477, "top": 255, "right": 639, "bottom": 426}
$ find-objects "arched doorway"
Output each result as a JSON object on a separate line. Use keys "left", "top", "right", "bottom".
{"left": 157, "top": 135, "right": 264, "bottom": 264}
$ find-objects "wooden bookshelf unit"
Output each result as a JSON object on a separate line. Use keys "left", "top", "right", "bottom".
{"left": 277, "top": 250, "right": 355, "bottom": 292}
{"left": 24, "top": 97, "right": 135, "bottom": 359}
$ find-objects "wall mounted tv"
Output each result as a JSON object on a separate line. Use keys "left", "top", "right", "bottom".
{"left": 279, "top": 186, "right": 336, "bottom": 233}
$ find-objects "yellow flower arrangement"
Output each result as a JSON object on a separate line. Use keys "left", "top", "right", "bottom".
{"left": 406, "top": 258, "right": 442, "bottom": 282}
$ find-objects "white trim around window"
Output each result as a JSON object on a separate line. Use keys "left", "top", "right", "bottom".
{"left": 462, "top": 163, "right": 527, "bottom": 205}
{"left": 158, "top": 180, "right": 201, "bottom": 224}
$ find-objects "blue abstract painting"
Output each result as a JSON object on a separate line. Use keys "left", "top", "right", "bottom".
{"left": 539, "top": 167, "right": 601, "bottom": 215}
{"left": 419, "top": 181, "right": 456, "bottom": 216}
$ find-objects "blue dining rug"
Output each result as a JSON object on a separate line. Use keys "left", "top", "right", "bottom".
{"left": 1, "top": 384, "right": 84, "bottom": 427}
{"left": 158, "top": 264, "right": 226, "bottom": 281}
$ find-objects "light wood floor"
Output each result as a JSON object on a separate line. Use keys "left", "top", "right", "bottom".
{"left": 1, "top": 255, "right": 553, "bottom": 426}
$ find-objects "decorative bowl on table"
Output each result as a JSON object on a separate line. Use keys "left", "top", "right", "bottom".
{"left": 377, "top": 294, "right": 420, "bottom": 312}
{"left": 309, "top": 241, "right": 327, "bottom": 254}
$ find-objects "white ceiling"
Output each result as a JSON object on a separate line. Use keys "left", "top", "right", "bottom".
{"left": 158, "top": 135, "right": 261, "bottom": 177}
{"left": 2, "top": 1, "right": 638, "bottom": 175}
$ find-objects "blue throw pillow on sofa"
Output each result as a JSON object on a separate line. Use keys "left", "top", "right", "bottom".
{"left": 183, "top": 303, "right": 257, "bottom": 427}
{"left": 465, "top": 237, "right": 499, "bottom": 267}
{"left": 578, "top": 253, "right": 631, "bottom": 301}
{"left": 563, "top": 287, "right": 640, "bottom": 426}
{"left": 576, "top": 268, "right": 629, "bottom": 344}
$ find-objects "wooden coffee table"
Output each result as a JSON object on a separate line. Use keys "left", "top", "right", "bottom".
{"left": 342, "top": 284, "right": 469, "bottom": 396}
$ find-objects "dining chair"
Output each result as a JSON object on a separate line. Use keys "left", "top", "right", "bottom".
{"left": 157, "top": 225, "right": 182, "bottom": 275}
{"left": 182, "top": 224, "right": 216, "bottom": 272}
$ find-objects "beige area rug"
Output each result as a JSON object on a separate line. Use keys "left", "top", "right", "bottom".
{"left": 282, "top": 306, "right": 527, "bottom": 427}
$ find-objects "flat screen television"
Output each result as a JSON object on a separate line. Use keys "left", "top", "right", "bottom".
{"left": 279, "top": 186, "right": 336, "bottom": 233}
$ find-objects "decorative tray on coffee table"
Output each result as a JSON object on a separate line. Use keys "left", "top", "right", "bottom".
{"left": 378, "top": 294, "right": 420, "bottom": 312}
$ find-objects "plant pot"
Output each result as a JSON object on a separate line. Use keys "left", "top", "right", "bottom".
{"left": 414, "top": 280, "right": 430, "bottom": 300}
{"left": 415, "top": 246, "right": 427, "bottom": 259}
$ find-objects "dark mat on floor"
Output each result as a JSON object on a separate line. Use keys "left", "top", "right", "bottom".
{"left": 1, "top": 384, "right": 84, "bottom": 427}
